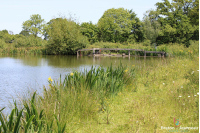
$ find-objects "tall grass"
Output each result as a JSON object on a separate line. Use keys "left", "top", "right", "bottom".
{"left": 0, "top": 47, "right": 45, "bottom": 55}
{"left": 0, "top": 63, "right": 135, "bottom": 132}
{"left": 0, "top": 43, "right": 198, "bottom": 132}
{"left": 84, "top": 41, "right": 199, "bottom": 57}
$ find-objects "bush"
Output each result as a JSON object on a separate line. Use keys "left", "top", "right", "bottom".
{"left": 46, "top": 18, "right": 89, "bottom": 55}
{"left": 0, "top": 39, "right": 6, "bottom": 49}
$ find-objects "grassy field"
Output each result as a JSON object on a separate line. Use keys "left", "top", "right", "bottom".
{"left": 0, "top": 42, "right": 199, "bottom": 132}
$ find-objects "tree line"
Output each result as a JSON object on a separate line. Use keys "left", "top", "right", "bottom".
{"left": 0, "top": 0, "right": 198, "bottom": 55}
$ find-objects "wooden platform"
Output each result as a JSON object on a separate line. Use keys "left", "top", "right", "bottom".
{"left": 77, "top": 48, "right": 166, "bottom": 57}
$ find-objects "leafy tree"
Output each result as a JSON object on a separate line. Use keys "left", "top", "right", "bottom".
{"left": 14, "top": 35, "right": 45, "bottom": 48}
{"left": 155, "top": 0, "right": 198, "bottom": 45}
{"left": 19, "top": 30, "right": 30, "bottom": 36}
{"left": 97, "top": 8, "right": 141, "bottom": 43}
{"left": 142, "top": 10, "right": 161, "bottom": 44}
{"left": 0, "top": 30, "right": 15, "bottom": 43}
{"left": 188, "top": 0, "right": 199, "bottom": 40}
{"left": 46, "top": 18, "right": 88, "bottom": 55}
{"left": 188, "top": 0, "right": 199, "bottom": 25}
{"left": 128, "top": 10, "right": 145, "bottom": 43}
{"left": 0, "top": 39, "right": 6, "bottom": 48}
{"left": 80, "top": 22, "right": 99, "bottom": 43}
{"left": 22, "top": 14, "right": 45, "bottom": 38}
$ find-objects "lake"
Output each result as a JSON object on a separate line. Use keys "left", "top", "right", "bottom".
{"left": 0, "top": 55, "right": 163, "bottom": 114}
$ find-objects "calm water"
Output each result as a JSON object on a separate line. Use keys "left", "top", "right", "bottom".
{"left": 0, "top": 55, "right": 164, "bottom": 114}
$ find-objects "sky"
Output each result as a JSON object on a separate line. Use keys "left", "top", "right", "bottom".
{"left": 0, "top": 0, "right": 163, "bottom": 34}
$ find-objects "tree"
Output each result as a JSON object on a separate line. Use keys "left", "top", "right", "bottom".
{"left": 188, "top": 0, "right": 199, "bottom": 40}
{"left": 80, "top": 22, "right": 99, "bottom": 43}
{"left": 155, "top": 0, "right": 198, "bottom": 45}
{"left": 142, "top": 10, "right": 161, "bottom": 44}
{"left": 0, "top": 30, "right": 15, "bottom": 43}
{"left": 188, "top": 0, "right": 199, "bottom": 25}
{"left": 19, "top": 30, "right": 30, "bottom": 36}
{"left": 22, "top": 14, "right": 45, "bottom": 38}
{"left": 128, "top": 10, "right": 145, "bottom": 43}
{"left": 46, "top": 18, "right": 88, "bottom": 55}
{"left": 97, "top": 8, "right": 141, "bottom": 43}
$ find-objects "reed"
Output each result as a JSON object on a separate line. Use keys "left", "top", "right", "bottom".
{"left": 0, "top": 63, "right": 134, "bottom": 132}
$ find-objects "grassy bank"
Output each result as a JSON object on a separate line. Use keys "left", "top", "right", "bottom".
{"left": 0, "top": 41, "right": 198, "bottom": 57}
{"left": 0, "top": 43, "right": 199, "bottom": 132}
{"left": 0, "top": 47, "right": 45, "bottom": 55}
{"left": 80, "top": 41, "right": 199, "bottom": 57}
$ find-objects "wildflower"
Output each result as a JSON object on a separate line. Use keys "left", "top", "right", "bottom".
{"left": 194, "top": 95, "right": 197, "bottom": 97}
{"left": 173, "top": 81, "right": 175, "bottom": 83}
{"left": 70, "top": 72, "right": 74, "bottom": 76}
{"left": 197, "top": 92, "right": 199, "bottom": 95}
{"left": 191, "top": 71, "right": 194, "bottom": 75}
{"left": 188, "top": 96, "right": 190, "bottom": 98}
{"left": 48, "top": 76, "right": 53, "bottom": 82}
{"left": 179, "top": 96, "right": 182, "bottom": 98}
{"left": 181, "top": 86, "right": 183, "bottom": 89}
{"left": 163, "top": 83, "right": 165, "bottom": 85}
{"left": 197, "top": 70, "right": 199, "bottom": 72}
{"left": 124, "top": 69, "right": 128, "bottom": 73}
{"left": 188, "top": 50, "right": 193, "bottom": 54}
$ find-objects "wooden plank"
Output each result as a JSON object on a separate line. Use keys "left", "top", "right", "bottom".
{"left": 99, "top": 48, "right": 144, "bottom": 51}
{"left": 77, "top": 48, "right": 166, "bottom": 57}
{"left": 145, "top": 51, "right": 165, "bottom": 54}
{"left": 78, "top": 48, "right": 144, "bottom": 52}
{"left": 78, "top": 49, "right": 93, "bottom": 51}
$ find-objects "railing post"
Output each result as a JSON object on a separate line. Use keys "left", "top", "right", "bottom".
{"left": 93, "top": 48, "right": 95, "bottom": 56}
{"left": 77, "top": 51, "right": 79, "bottom": 57}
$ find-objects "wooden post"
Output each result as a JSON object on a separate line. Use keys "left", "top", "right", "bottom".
{"left": 128, "top": 50, "right": 130, "bottom": 58}
{"left": 144, "top": 51, "right": 146, "bottom": 57}
{"left": 93, "top": 48, "right": 95, "bottom": 55}
{"left": 164, "top": 52, "right": 166, "bottom": 57}
{"left": 77, "top": 51, "right": 79, "bottom": 57}
{"left": 161, "top": 52, "right": 165, "bottom": 57}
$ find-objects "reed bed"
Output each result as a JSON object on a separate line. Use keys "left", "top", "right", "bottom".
{"left": 0, "top": 63, "right": 135, "bottom": 132}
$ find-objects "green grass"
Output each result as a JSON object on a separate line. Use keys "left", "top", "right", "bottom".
{"left": 83, "top": 41, "right": 199, "bottom": 57}
{"left": 0, "top": 42, "right": 199, "bottom": 132}
{"left": 0, "top": 46, "right": 45, "bottom": 55}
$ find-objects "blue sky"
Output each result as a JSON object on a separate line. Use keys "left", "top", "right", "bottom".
{"left": 0, "top": 0, "right": 163, "bottom": 34}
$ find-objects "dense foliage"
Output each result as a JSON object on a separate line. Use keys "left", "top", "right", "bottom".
{"left": 0, "top": 0, "right": 198, "bottom": 55}
{"left": 45, "top": 18, "right": 88, "bottom": 54}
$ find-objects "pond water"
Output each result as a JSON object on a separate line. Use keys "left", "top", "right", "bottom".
{"left": 0, "top": 55, "right": 164, "bottom": 114}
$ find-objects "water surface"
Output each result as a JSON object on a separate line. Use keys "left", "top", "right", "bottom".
{"left": 0, "top": 55, "right": 164, "bottom": 114}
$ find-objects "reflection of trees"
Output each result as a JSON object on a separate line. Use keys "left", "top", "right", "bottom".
{"left": 45, "top": 55, "right": 94, "bottom": 68}
{"left": 9, "top": 55, "right": 162, "bottom": 68}
{"left": 11, "top": 55, "right": 45, "bottom": 66}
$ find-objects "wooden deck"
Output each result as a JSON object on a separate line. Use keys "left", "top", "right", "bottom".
{"left": 77, "top": 48, "right": 166, "bottom": 57}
